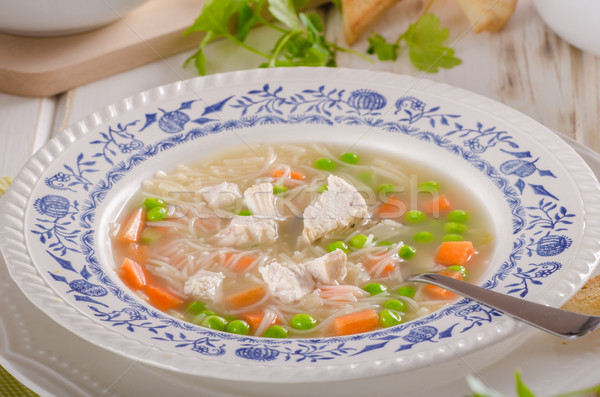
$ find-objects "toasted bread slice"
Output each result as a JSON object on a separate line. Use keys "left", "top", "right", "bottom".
{"left": 342, "top": 0, "right": 404, "bottom": 45}
{"left": 454, "top": 0, "right": 517, "bottom": 33}
{"left": 562, "top": 274, "right": 600, "bottom": 316}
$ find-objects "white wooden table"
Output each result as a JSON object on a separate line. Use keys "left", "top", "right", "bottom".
{"left": 1, "top": 0, "right": 600, "bottom": 395}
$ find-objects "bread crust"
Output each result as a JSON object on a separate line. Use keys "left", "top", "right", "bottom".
{"left": 454, "top": 0, "right": 517, "bottom": 33}
{"left": 562, "top": 274, "right": 600, "bottom": 316}
{"left": 342, "top": 0, "right": 404, "bottom": 45}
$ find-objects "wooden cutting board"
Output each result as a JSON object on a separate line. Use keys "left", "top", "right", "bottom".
{"left": 0, "top": 0, "right": 329, "bottom": 98}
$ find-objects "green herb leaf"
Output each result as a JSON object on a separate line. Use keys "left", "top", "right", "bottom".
{"left": 236, "top": 2, "right": 257, "bottom": 41}
{"left": 184, "top": 0, "right": 245, "bottom": 36}
{"left": 268, "top": 0, "right": 301, "bottom": 30}
{"left": 401, "top": 13, "right": 461, "bottom": 73}
{"left": 515, "top": 370, "right": 535, "bottom": 397}
{"left": 367, "top": 32, "right": 398, "bottom": 61}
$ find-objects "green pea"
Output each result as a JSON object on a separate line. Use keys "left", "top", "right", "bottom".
{"left": 263, "top": 325, "right": 288, "bottom": 338}
{"left": 445, "top": 222, "right": 467, "bottom": 234}
{"left": 143, "top": 197, "right": 165, "bottom": 211}
{"left": 358, "top": 171, "right": 372, "bottom": 184}
{"left": 413, "top": 231, "right": 434, "bottom": 243}
{"left": 377, "top": 183, "right": 396, "bottom": 195}
{"left": 191, "top": 310, "right": 217, "bottom": 325}
{"left": 273, "top": 185, "right": 288, "bottom": 195}
{"left": 405, "top": 210, "right": 426, "bottom": 223}
{"left": 398, "top": 245, "right": 416, "bottom": 259}
{"left": 202, "top": 315, "right": 227, "bottom": 331}
{"left": 340, "top": 152, "right": 360, "bottom": 164}
{"left": 447, "top": 265, "right": 468, "bottom": 278}
{"left": 314, "top": 158, "right": 336, "bottom": 171}
{"left": 363, "top": 283, "right": 388, "bottom": 296}
{"left": 327, "top": 241, "right": 349, "bottom": 253}
{"left": 448, "top": 209, "right": 470, "bottom": 223}
{"left": 379, "top": 309, "right": 402, "bottom": 328}
{"left": 201, "top": 310, "right": 216, "bottom": 316}
{"left": 397, "top": 286, "right": 416, "bottom": 298}
{"left": 186, "top": 301, "right": 206, "bottom": 315}
{"left": 384, "top": 299, "right": 407, "bottom": 312}
{"left": 140, "top": 228, "right": 163, "bottom": 245}
{"left": 443, "top": 234, "right": 464, "bottom": 242}
{"left": 238, "top": 209, "right": 252, "bottom": 216}
{"left": 349, "top": 234, "right": 368, "bottom": 249}
{"left": 376, "top": 240, "right": 394, "bottom": 246}
{"left": 318, "top": 184, "right": 328, "bottom": 193}
{"left": 290, "top": 314, "right": 318, "bottom": 330}
{"left": 226, "top": 320, "right": 251, "bottom": 335}
{"left": 418, "top": 181, "right": 439, "bottom": 193}
{"left": 146, "top": 206, "right": 168, "bottom": 222}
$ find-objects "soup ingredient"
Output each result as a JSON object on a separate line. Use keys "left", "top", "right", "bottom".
{"left": 349, "top": 234, "right": 368, "bottom": 249}
{"left": 143, "top": 197, "right": 165, "bottom": 211}
{"left": 215, "top": 216, "right": 278, "bottom": 246}
{"left": 314, "top": 158, "right": 336, "bottom": 171}
{"left": 363, "top": 283, "right": 388, "bottom": 296}
{"left": 305, "top": 249, "right": 348, "bottom": 284}
{"left": 290, "top": 313, "right": 318, "bottom": 330}
{"left": 443, "top": 234, "right": 464, "bottom": 242}
{"left": 302, "top": 175, "right": 369, "bottom": 243}
{"left": 340, "top": 152, "right": 360, "bottom": 164}
{"left": 186, "top": 301, "right": 206, "bottom": 315}
{"left": 333, "top": 309, "right": 379, "bottom": 336}
{"left": 447, "top": 265, "right": 468, "bottom": 278}
{"left": 384, "top": 299, "right": 406, "bottom": 312}
{"left": 413, "top": 231, "right": 434, "bottom": 243}
{"left": 379, "top": 309, "right": 402, "bottom": 327}
{"left": 120, "top": 257, "right": 148, "bottom": 290}
{"left": 221, "top": 252, "right": 257, "bottom": 273}
{"left": 423, "top": 269, "right": 464, "bottom": 300}
{"left": 263, "top": 325, "right": 288, "bottom": 338}
{"left": 418, "top": 180, "right": 440, "bottom": 193}
{"left": 244, "top": 182, "right": 279, "bottom": 218}
{"left": 397, "top": 285, "right": 416, "bottom": 298}
{"left": 398, "top": 244, "right": 416, "bottom": 259}
{"left": 226, "top": 319, "right": 251, "bottom": 335}
{"left": 117, "top": 207, "right": 145, "bottom": 244}
{"left": 201, "top": 182, "right": 242, "bottom": 209}
{"left": 405, "top": 210, "right": 426, "bottom": 223}
{"left": 377, "top": 183, "right": 396, "bottom": 196}
{"left": 147, "top": 206, "right": 168, "bottom": 222}
{"left": 423, "top": 194, "right": 452, "bottom": 214}
{"left": 144, "top": 285, "right": 184, "bottom": 311}
{"left": 242, "top": 310, "right": 280, "bottom": 331}
{"left": 272, "top": 169, "right": 305, "bottom": 180}
{"left": 183, "top": 270, "right": 225, "bottom": 302}
{"left": 273, "top": 185, "right": 288, "bottom": 194}
{"left": 448, "top": 209, "right": 470, "bottom": 223}
{"left": 226, "top": 285, "right": 267, "bottom": 308}
{"left": 327, "top": 240, "right": 349, "bottom": 253}
{"left": 202, "top": 315, "right": 228, "bottom": 331}
{"left": 445, "top": 222, "right": 467, "bottom": 234}
{"left": 435, "top": 241, "right": 475, "bottom": 266}
{"left": 259, "top": 261, "right": 314, "bottom": 303}
{"left": 377, "top": 196, "right": 406, "bottom": 219}
{"left": 364, "top": 254, "right": 397, "bottom": 277}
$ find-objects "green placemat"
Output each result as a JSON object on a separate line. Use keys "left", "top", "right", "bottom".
{"left": 0, "top": 177, "right": 40, "bottom": 396}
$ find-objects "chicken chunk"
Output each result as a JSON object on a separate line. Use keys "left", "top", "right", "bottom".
{"left": 302, "top": 175, "right": 369, "bottom": 243}
{"left": 243, "top": 182, "right": 279, "bottom": 218}
{"left": 215, "top": 215, "right": 278, "bottom": 246}
{"left": 259, "top": 261, "right": 315, "bottom": 303}
{"left": 345, "top": 262, "right": 371, "bottom": 285}
{"left": 183, "top": 270, "right": 225, "bottom": 302}
{"left": 201, "top": 182, "right": 242, "bottom": 209}
{"left": 304, "top": 249, "right": 348, "bottom": 284}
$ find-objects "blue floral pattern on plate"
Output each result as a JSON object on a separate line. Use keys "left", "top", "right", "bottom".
{"left": 3, "top": 68, "right": 598, "bottom": 382}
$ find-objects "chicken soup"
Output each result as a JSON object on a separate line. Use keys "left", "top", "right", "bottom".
{"left": 111, "top": 143, "right": 494, "bottom": 338}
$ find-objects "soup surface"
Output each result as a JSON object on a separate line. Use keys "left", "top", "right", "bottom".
{"left": 111, "top": 143, "right": 494, "bottom": 338}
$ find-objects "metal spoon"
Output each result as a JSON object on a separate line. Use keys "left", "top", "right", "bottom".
{"left": 409, "top": 273, "right": 600, "bottom": 339}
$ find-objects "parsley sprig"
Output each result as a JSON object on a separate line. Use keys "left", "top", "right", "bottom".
{"left": 366, "top": 5, "right": 461, "bottom": 73}
{"left": 184, "top": 0, "right": 461, "bottom": 75}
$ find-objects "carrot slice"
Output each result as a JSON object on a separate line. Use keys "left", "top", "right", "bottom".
{"left": 222, "top": 252, "right": 256, "bottom": 273}
{"left": 377, "top": 196, "right": 406, "bottom": 219}
{"left": 226, "top": 285, "right": 266, "bottom": 309}
{"left": 144, "top": 285, "right": 184, "bottom": 311}
{"left": 117, "top": 207, "right": 146, "bottom": 244}
{"left": 435, "top": 241, "right": 475, "bottom": 266}
{"left": 364, "top": 253, "right": 396, "bottom": 277}
{"left": 333, "top": 309, "right": 379, "bottom": 336}
{"left": 120, "top": 257, "right": 148, "bottom": 290}
{"left": 272, "top": 169, "right": 305, "bottom": 180}
{"left": 423, "top": 270, "right": 464, "bottom": 300}
{"left": 242, "top": 310, "right": 280, "bottom": 330}
{"left": 423, "top": 194, "right": 452, "bottom": 215}
{"left": 121, "top": 243, "right": 149, "bottom": 265}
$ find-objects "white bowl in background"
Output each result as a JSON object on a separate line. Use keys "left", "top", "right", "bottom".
{"left": 533, "top": 0, "right": 600, "bottom": 56}
{"left": 0, "top": 0, "right": 151, "bottom": 37}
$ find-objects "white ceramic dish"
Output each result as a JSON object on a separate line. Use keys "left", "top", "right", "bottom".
{"left": 1, "top": 68, "right": 599, "bottom": 383}
{"left": 0, "top": 0, "right": 150, "bottom": 37}
{"left": 533, "top": 0, "right": 600, "bottom": 57}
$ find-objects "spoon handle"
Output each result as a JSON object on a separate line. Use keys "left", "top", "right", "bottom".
{"left": 409, "top": 273, "right": 600, "bottom": 339}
